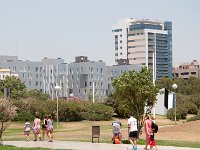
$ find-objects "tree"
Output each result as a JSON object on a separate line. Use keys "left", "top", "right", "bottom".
{"left": 25, "top": 89, "right": 50, "bottom": 101}
{"left": 1, "top": 76, "right": 27, "bottom": 99}
{"left": 0, "top": 98, "right": 17, "bottom": 145}
{"left": 112, "top": 67, "right": 159, "bottom": 136}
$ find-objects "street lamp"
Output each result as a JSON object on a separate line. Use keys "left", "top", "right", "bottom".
{"left": 172, "top": 84, "right": 178, "bottom": 124}
{"left": 54, "top": 85, "right": 61, "bottom": 130}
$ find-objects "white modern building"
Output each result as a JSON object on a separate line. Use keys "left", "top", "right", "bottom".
{"left": 154, "top": 88, "right": 174, "bottom": 115}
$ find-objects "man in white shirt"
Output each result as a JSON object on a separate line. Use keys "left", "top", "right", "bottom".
{"left": 128, "top": 113, "right": 138, "bottom": 150}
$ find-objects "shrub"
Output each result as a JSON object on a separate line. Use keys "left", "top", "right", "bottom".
{"left": 167, "top": 107, "right": 188, "bottom": 120}
{"left": 59, "top": 101, "right": 85, "bottom": 121}
{"left": 185, "top": 103, "right": 198, "bottom": 115}
{"left": 81, "top": 102, "right": 114, "bottom": 121}
{"left": 187, "top": 113, "right": 200, "bottom": 122}
{"left": 167, "top": 108, "right": 180, "bottom": 121}
{"left": 14, "top": 111, "right": 34, "bottom": 122}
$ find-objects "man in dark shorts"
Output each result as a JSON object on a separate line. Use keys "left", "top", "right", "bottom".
{"left": 128, "top": 113, "right": 138, "bottom": 150}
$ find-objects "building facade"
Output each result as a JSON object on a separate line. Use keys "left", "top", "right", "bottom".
{"left": 0, "top": 55, "right": 68, "bottom": 99}
{"left": 0, "top": 55, "right": 43, "bottom": 91}
{"left": 68, "top": 56, "right": 107, "bottom": 100}
{"left": 42, "top": 57, "right": 68, "bottom": 99}
{"left": 112, "top": 19, "right": 173, "bottom": 79}
{"left": 0, "top": 55, "right": 141, "bottom": 100}
{"left": 68, "top": 56, "right": 141, "bottom": 99}
{"left": 173, "top": 60, "right": 200, "bottom": 79}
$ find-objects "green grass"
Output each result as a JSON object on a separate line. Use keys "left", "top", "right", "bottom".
{"left": 122, "top": 139, "right": 200, "bottom": 148}
{"left": 156, "top": 140, "right": 200, "bottom": 148}
{"left": 0, "top": 145, "right": 51, "bottom": 150}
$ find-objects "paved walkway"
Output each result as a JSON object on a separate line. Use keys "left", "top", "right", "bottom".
{"left": 3, "top": 141, "right": 200, "bottom": 150}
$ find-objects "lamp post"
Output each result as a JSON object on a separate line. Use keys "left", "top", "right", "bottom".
{"left": 92, "top": 81, "right": 95, "bottom": 103}
{"left": 54, "top": 85, "right": 61, "bottom": 131}
{"left": 172, "top": 84, "right": 178, "bottom": 124}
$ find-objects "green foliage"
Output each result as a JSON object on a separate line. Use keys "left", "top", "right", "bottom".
{"left": 25, "top": 89, "right": 49, "bottom": 101}
{"left": 156, "top": 77, "right": 200, "bottom": 95}
{"left": 185, "top": 103, "right": 198, "bottom": 115}
{"left": 187, "top": 113, "right": 200, "bottom": 122}
{"left": 167, "top": 107, "right": 188, "bottom": 120}
{"left": 2, "top": 76, "right": 27, "bottom": 99}
{"left": 59, "top": 100, "right": 85, "bottom": 121}
{"left": 12, "top": 97, "right": 114, "bottom": 122}
{"left": 112, "top": 67, "right": 159, "bottom": 119}
{"left": 0, "top": 98, "right": 17, "bottom": 144}
{"left": 82, "top": 102, "right": 114, "bottom": 121}
{"left": 13, "top": 111, "right": 34, "bottom": 122}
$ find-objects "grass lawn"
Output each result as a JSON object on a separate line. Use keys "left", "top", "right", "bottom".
{"left": 2, "top": 116, "right": 200, "bottom": 148}
{"left": 0, "top": 145, "right": 52, "bottom": 150}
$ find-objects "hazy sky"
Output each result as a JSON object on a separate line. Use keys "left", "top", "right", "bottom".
{"left": 0, "top": 0, "right": 199, "bottom": 67}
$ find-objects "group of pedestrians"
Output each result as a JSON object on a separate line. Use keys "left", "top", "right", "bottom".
{"left": 112, "top": 113, "right": 157, "bottom": 150}
{"left": 23, "top": 115, "right": 54, "bottom": 142}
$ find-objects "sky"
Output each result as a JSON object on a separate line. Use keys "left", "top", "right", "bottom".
{"left": 0, "top": 0, "right": 200, "bottom": 67}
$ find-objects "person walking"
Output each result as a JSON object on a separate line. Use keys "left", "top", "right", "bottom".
{"left": 23, "top": 119, "right": 32, "bottom": 141}
{"left": 144, "top": 114, "right": 153, "bottom": 150}
{"left": 33, "top": 115, "right": 41, "bottom": 141}
{"left": 127, "top": 113, "right": 138, "bottom": 150}
{"left": 112, "top": 120, "right": 122, "bottom": 144}
{"left": 47, "top": 115, "right": 53, "bottom": 142}
{"left": 42, "top": 116, "right": 48, "bottom": 141}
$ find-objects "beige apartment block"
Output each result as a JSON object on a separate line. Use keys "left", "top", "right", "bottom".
{"left": 173, "top": 60, "right": 200, "bottom": 79}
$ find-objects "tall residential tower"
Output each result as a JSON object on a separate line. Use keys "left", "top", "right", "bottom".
{"left": 112, "top": 19, "right": 172, "bottom": 79}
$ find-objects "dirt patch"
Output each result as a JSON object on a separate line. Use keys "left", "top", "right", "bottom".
{"left": 140, "top": 120, "right": 200, "bottom": 142}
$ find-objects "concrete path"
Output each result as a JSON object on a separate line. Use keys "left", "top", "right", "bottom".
{"left": 3, "top": 141, "right": 200, "bottom": 150}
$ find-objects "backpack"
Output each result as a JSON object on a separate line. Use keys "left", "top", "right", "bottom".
{"left": 151, "top": 122, "right": 158, "bottom": 133}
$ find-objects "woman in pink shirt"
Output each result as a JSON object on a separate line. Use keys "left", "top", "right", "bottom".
{"left": 144, "top": 114, "right": 153, "bottom": 150}
{"left": 33, "top": 115, "right": 41, "bottom": 141}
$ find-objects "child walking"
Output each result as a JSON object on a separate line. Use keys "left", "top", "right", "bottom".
{"left": 149, "top": 132, "right": 158, "bottom": 150}
{"left": 24, "top": 119, "right": 32, "bottom": 141}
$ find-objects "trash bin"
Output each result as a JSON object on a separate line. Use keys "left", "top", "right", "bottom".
{"left": 92, "top": 126, "right": 100, "bottom": 143}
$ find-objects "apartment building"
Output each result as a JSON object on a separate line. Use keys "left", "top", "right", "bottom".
{"left": 112, "top": 18, "right": 173, "bottom": 79}
{"left": 0, "top": 55, "right": 141, "bottom": 99}
{"left": 68, "top": 56, "right": 107, "bottom": 99}
{"left": 0, "top": 68, "right": 18, "bottom": 80}
{"left": 0, "top": 55, "right": 68, "bottom": 98}
{"left": 173, "top": 60, "right": 200, "bottom": 79}
{"left": 68, "top": 56, "right": 141, "bottom": 99}
{"left": 0, "top": 55, "right": 43, "bottom": 91}
{"left": 42, "top": 57, "right": 68, "bottom": 99}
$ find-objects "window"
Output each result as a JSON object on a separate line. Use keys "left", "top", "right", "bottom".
{"left": 36, "top": 67, "right": 38, "bottom": 72}
{"left": 120, "top": 40, "right": 122, "bottom": 43}
{"left": 12, "top": 66, "right": 16, "bottom": 72}
{"left": 120, "top": 34, "right": 122, "bottom": 37}
{"left": 120, "top": 52, "right": 122, "bottom": 55}
{"left": 28, "top": 66, "right": 30, "bottom": 72}
{"left": 120, "top": 46, "right": 122, "bottom": 49}
{"left": 35, "top": 81, "right": 38, "bottom": 86}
